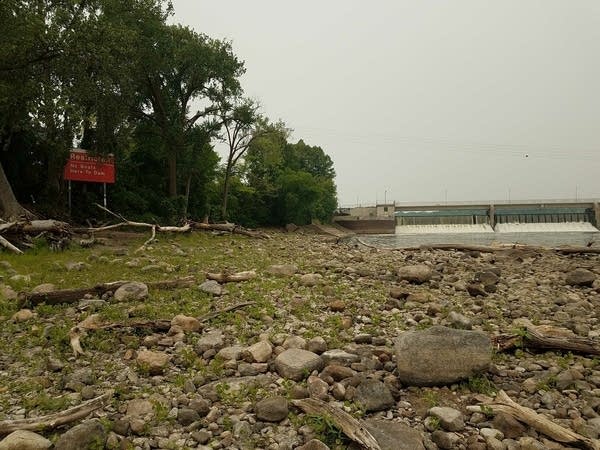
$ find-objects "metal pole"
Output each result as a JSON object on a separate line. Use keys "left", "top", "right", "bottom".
{"left": 103, "top": 183, "right": 107, "bottom": 208}
{"left": 68, "top": 180, "right": 72, "bottom": 216}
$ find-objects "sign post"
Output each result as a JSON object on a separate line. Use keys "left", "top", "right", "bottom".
{"left": 63, "top": 149, "right": 116, "bottom": 214}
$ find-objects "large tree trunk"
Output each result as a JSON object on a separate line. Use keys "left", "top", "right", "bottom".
{"left": 168, "top": 153, "right": 177, "bottom": 197}
{"left": 221, "top": 161, "right": 232, "bottom": 220}
{"left": 0, "top": 161, "right": 28, "bottom": 219}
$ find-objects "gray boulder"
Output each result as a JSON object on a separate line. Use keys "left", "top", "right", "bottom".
{"left": 397, "top": 264, "right": 432, "bottom": 284}
{"left": 274, "top": 348, "right": 323, "bottom": 381}
{"left": 199, "top": 280, "right": 224, "bottom": 296}
{"left": 354, "top": 379, "right": 395, "bottom": 412}
{"left": 566, "top": 268, "right": 596, "bottom": 287}
{"left": 394, "top": 326, "right": 492, "bottom": 386}
{"left": 0, "top": 430, "right": 52, "bottom": 450}
{"left": 429, "top": 406, "right": 465, "bottom": 431}
{"left": 113, "top": 281, "right": 148, "bottom": 302}
{"left": 53, "top": 419, "right": 106, "bottom": 450}
{"left": 255, "top": 396, "right": 289, "bottom": 422}
{"left": 364, "top": 419, "right": 425, "bottom": 450}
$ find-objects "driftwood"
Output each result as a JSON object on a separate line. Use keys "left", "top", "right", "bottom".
{"left": 467, "top": 390, "right": 600, "bottom": 450}
{"left": 553, "top": 246, "right": 600, "bottom": 254}
{"left": 493, "top": 319, "right": 600, "bottom": 355}
{"left": 197, "top": 301, "right": 256, "bottom": 322}
{"left": 292, "top": 398, "right": 382, "bottom": 450}
{"left": 192, "top": 221, "right": 270, "bottom": 239}
{"left": 0, "top": 390, "right": 114, "bottom": 436}
{"left": 19, "top": 276, "right": 196, "bottom": 307}
{"left": 206, "top": 270, "right": 257, "bottom": 283}
{"left": 0, "top": 219, "right": 71, "bottom": 253}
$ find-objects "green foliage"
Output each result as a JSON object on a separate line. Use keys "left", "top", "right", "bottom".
{"left": 305, "top": 414, "right": 350, "bottom": 448}
{"left": 463, "top": 375, "right": 497, "bottom": 395}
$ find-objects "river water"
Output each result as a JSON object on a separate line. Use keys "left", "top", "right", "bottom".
{"left": 357, "top": 223, "right": 600, "bottom": 249}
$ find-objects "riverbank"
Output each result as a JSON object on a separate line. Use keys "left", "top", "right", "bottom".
{"left": 1, "top": 230, "right": 599, "bottom": 449}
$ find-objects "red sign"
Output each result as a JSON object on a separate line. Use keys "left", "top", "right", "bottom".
{"left": 63, "top": 149, "right": 115, "bottom": 183}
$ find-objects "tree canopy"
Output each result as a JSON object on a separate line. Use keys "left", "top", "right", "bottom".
{"left": 0, "top": 0, "right": 337, "bottom": 226}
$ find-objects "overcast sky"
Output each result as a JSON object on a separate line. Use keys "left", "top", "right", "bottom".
{"left": 171, "top": 1, "right": 600, "bottom": 206}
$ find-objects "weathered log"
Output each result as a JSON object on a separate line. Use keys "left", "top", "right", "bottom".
{"left": 552, "top": 246, "right": 600, "bottom": 254}
{"left": 493, "top": 319, "right": 600, "bottom": 355}
{"left": 0, "top": 390, "right": 114, "bottom": 436}
{"left": 0, "top": 234, "right": 23, "bottom": 254}
{"left": 292, "top": 398, "right": 382, "bottom": 450}
{"left": 206, "top": 270, "right": 257, "bottom": 283}
{"left": 19, "top": 276, "right": 196, "bottom": 307}
{"left": 467, "top": 390, "right": 600, "bottom": 450}
{"left": 192, "top": 222, "right": 270, "bottom": 239}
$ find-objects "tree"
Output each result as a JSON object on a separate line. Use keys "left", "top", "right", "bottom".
{"left": 133, "top": 24, "right": 244, "bottom": 198}
{"left": 217, "top": 97, "right": 262, "bottom": 220}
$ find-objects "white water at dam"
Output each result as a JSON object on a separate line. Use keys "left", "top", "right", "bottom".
{"left": 395, "top": 224, "right": 494, "bottom": 234}
{"left": 495, "top": 222, "right": 599, "bottom": 233}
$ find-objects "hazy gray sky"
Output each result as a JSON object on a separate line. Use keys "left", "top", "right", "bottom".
{"left": 171, "top": 1, "right": 600, "bottom": 206}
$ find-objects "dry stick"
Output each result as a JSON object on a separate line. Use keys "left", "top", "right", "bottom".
{"left": 205, "top": 271, "right": 257, "bottom": 283}
{"left": 197, "top": 301, "right": 256, "bottom": 323}
{"left": 467, "top": 390, "right": 600, "bottom": 450}
{"left": 135, "top": 225, "right": 156, "bottom": 253}
{"left": 493, "top": 319, "right": 600, "bottom": 356}
{"left": 19, "top": 276, "right": 196, "bottom": 307}
{"left": 292, "top": 398, "right": 382, "bottom": 450}
{"left": 0, "top": 390, "right": 114, "bottom": 436}
{"left": 0, "top": 234, "right": 23, "bottom": 254}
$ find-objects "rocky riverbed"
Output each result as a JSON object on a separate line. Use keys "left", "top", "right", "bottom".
{"left": 0, "top": 230, "right": 600, "bottom": 449}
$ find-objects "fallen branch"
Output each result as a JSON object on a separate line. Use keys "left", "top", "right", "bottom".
{"left": 0, "top": 234, "right": 23, "bottom": 254}
{"left": 197, "top": 301, "right": 256, "bottom": 323}
{"left": 292, "top": 398, "right": 382, "bottom": 450}
{"left": 135, "top": 225, "right": 156, "bottom": 253}
{"left": 206, "top": 270, "right": 257, "bottom": 283}
{"left": 0, "top": 390, "right": 114, "bottom": 436}
{"left": 493, "top": 319, "right": 600, "bottom": 355}
{"left": 552, "top": 246, "right": 600, "bottom": 255}
{"left": 19, "top": 276, "right": 196, "bottom": 307}
{"left": 467, "top": 390, "right": 600, "bottom": 450}
{"left": 192, "top": 222, "right": 270, "bottom": 239}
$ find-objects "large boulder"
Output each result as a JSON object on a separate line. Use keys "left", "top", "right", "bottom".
{"left": 113, "top": 281, "right": 148, "bottom": 302}
{"left": 364, "top": 419, "right": 425, "bottom": 450}
{"left": 274, "top": 349, "right": 323, "bottom": 381}
{"left": 354, "top": 379, "right": 395, "bottom": 412}
{"left": 53, "top": 419, "right": 106, "bottom": 450}
{"left": 255, "top": 396, "right": 289, "bottom": 422}
{"left": 394, "top": 326, "right": 491, "bottom": 386}
{"left": 397, "top": 265, "right": 433, "bottom": 284}
{"left": 0, "top": 430, "right": 52, "bottom": 450}
{"left": 565, "top": 268, "right": 596, "bottom": 287}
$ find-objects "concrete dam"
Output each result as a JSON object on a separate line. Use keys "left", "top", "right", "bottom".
{"left": 334, "top": 201, "right": 600, "bottom": 234}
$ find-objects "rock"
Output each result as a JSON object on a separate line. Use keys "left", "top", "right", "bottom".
{"left": 467, "top": 283, "right": 487, "bottom": 297}
{"left": 244, "top": 340, "right": 272, "bottom": 363}
{"left": 11, "top": 309, "right": 33, "bottom": 322}
{"left": 566, "top": 268, "right": 596, "bottom": 287}
{"left": 475, "top": 271, "right": 500, "bottom": 287}
{"left": 65, "top": 261, "right": 88, "bottom": 271}
{"left": 389, "top": 286, "right": 408, "bottom": 300}
{"left": 126, "top": 398, "right": 154, "bottom": 417}
{"left": 447, "top": 311, "right": 472, "bottom": 329}
{"left": 283, "top": 335, "right": 307, "bottom": 349}
{"left": 216, "top": 345, "right": 245, "bottom": 360}
{"left": 364, "top": 419, "right": 425, "bottom": 450}
{"left": 199, "top": 280, "right": 224, "bottom": 296}
{"left": 171, "top": 314, "right": 201, "bottom": 332}
{"left": 113, "top": 281, "right": 148, "bottom": 302}
{"left": 31, "top": 283, "right": 56, "bottom": 294}
{"left": 255, "top": 396, "right": 289, "bottom": 422}
{"left": 354, "top": 379, "right": 395, "bottom": 412}
{"left": 136, "top": 350, "right": 170, "bottom": 375}
{"left": 296, "top": 439, "right": 331, "bottom": 450}
{"left": 307, "top": 336, "right": 327, "bottom": 354}
{"left": 398, "top": 264, "right": 433, "bottom": 284}
{"left": 274, "top": 349, "right": 323, "bottom": 381}
{"left": 431, "top": 430, "right": 461, "bottom": 449}
{"left": 492, "top": 412, "right": 526, "bottom": 439}
{"left": 0, "top": 430, "right": 52, "bottom": 450}
{"left": 429, "top": 406, "right": 465, "bottom": 431}
{"left": 327, "top": 299, "right": 346, "bottom": 312}
{"left": 300, "top": 273, "right": 322, "bottom": 287}
{"left": 53, "top": 419, "right": 106, "bottom": 450}
{"left": 177, "top": 408, "right": 200, "bottom": 426}
{"left": 322, "top": 364, "right": 356, "bottom": 381}
{"left": 307, "top": 375, "right": 329, "bottom": 400}
{"left": 285, "top": 223, "right": 299, "bottom": 232}
{"left": 321, "top": 349, "right": 360, "bottom": 366}
{"left": 394, "top": 326, "right": 492, "bottom": 386}
{"left": 0, "top": 284, "right": 17, "bottom": 300}
{"left": 195, "top": 330, "right": 224, "bottom": 354}
{"left": 266, "top": 264, "right": 298, "bottom": 277}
